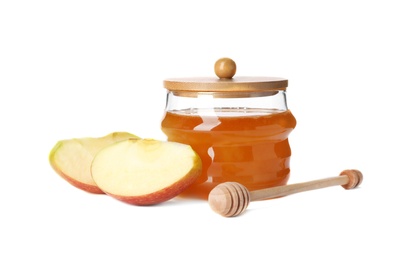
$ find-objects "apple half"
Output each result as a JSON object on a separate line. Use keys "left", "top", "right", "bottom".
{"left": 49, "top": 132, "right": 139, "bottom": 194}
{"left": 91, "top": 138, "right": 202, "bottom": 205}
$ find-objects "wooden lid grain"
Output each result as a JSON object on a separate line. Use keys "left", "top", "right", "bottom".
{"left": 163, "top": 58, "right": 288, "bottom": 93}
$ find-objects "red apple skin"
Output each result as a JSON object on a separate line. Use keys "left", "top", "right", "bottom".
{"left": 50, "top": 165, "right": 105, "bottom": 194}
{"left": 49, "top": 132, "right": 139, "bottom": 194}
{"left": 48, "top": 142, "right": 104, "bottom": 194}
{"left": 104, "top": 158, "right": 202, "bottom": 206}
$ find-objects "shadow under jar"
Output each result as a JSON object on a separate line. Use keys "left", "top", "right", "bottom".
{"left": 161, "top": 58, "right": 297, "bottom": 199}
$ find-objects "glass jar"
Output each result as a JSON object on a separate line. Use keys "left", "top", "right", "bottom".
{"left": 161, "top": 58, "right": 297, "bottom": 199}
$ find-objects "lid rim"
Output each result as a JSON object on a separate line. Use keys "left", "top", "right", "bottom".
{"left": 163, "top": 76, "right": 288, "bottom": 92}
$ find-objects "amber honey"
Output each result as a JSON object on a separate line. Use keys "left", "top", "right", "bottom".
{"left": 161, "top": 108, "right": 297, "bottom": 199}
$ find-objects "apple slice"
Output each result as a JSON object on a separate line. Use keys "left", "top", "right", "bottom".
{"left": 91, "top": 138, "right": 202, "bottom": 205}
{"left": 49, "top": 132, "right": 139, "bottom": 194}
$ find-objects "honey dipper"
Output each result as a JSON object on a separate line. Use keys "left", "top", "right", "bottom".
{"left": 208, "top": 169, "right": 363, "bottom": 217}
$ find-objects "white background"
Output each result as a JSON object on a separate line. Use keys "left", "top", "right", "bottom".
{"left": 1, "top": 1, "right": 402, "bottom": 259}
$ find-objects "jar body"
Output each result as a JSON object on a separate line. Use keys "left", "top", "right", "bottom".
{"left": 161, "top": 91, "right": 296, "bottom": 199}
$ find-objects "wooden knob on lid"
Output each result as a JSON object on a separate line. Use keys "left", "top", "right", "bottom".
{"left": 214, "top": 58, "right": 237, "bottom": 79}
{"left": 164, "top": 57, "right": 288, "bottom": 95}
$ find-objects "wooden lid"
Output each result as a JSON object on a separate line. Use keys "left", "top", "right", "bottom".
{"left": 163, "top": 58, "right": 288, "bottom": 93}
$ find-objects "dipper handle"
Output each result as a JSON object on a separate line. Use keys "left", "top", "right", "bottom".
{"left": 208, "top": 169, "right": 363, "bottom": 217}
{"left": 251, "top": 169, "right": 362, "bottom": 201}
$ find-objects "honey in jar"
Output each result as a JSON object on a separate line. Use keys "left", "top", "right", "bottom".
{"left": 161, "top": 58, "right": 296, "bottom": 199}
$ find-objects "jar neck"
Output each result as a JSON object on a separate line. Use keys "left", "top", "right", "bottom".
{"left": 165, "top": 91, "right": 289, "bottom": 114}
